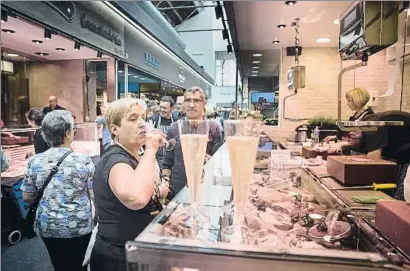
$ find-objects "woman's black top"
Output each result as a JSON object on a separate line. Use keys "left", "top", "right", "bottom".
{"left": 348, "top": 107, "right": 374, "bottom": 121}
{"left": 92, "top": 145, "right": 160, "bottom": 261}
{"left": 338, "top": 107, "right": 375, "bottom": 141}
{"left": 34, "top": 128, "right": 50, "bottom": 154}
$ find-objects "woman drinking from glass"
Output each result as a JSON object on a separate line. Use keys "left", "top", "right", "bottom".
{"left": 90, "top": 97, "right": 167, "bottom": 271}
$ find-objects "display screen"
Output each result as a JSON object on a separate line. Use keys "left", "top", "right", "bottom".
{"left": 251, "top": 92, "right": 274, "bottom": 103}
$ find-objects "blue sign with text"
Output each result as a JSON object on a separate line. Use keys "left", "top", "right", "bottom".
{"left": 144, "top": 52, "right": 160, "bottom": 70}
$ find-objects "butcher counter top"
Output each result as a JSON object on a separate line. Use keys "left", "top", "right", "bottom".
{"left": 126, "top": 142, "right": 409, "bottom": 271}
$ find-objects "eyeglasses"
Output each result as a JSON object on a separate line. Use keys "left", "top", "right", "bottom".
{"left": 184, "top": 98, "right": 203, "bottom": 105}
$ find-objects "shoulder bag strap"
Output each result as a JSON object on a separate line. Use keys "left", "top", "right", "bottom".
{"left": 33, "top": 150, "right": 73, "bottom": 207}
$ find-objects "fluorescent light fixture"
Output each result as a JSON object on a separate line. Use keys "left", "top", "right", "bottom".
{"left": 118, "top": 70, "right": 124, "bottom": 73}
{"left": 251, "top": 67, "right": 259, "bottom": 69}
{"left": 253, "top": 53, "right": 263, "bottom": 57}
{"left": 252, "top": 61, "right": 261, "bottom": 64}
{"left": 6, "top": 53, "right": 19, "bottom": 57}
{"left": 251, "top": 74, "right": 257, "bottom": 77}
{"left": 316, "top": 38, "right": 331, "bottom": 43}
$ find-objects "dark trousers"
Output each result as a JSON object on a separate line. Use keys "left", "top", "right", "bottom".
{"left": 90, "top": 250, "right": 146, "bottom": 271}
{"left": 90, "top": 250, "right": 126, "bottom": 271}
{"left": 41, "top": 233, "right": 91, "bottom": 271}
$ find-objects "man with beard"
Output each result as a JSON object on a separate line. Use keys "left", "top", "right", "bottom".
{"left": 161, "top": 87, "right": 224, "bottom": 199}
{"left": 149, "top": 96, "right": 178, "bottom": 166}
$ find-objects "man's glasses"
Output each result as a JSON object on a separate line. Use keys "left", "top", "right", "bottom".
{"left": 184, "top": 98, "right": 203, "bottom": 105}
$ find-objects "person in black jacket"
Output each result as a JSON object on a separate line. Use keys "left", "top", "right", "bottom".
{"left": 26, "top": 108, "right": 49, "bottom": 154}
{"left": 43, "top": 95, "right": 65, "bottom": 115}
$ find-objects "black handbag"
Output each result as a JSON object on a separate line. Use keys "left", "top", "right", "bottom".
{"left": 24, "top": 150, "right": 73, "bottom": 238}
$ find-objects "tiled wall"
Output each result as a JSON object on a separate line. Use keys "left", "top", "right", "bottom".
{"left": 263, "top": 47, "right": 409, "bottom": 142}
{"left": 20, "top": 60, "right": 85, "bottom": 122}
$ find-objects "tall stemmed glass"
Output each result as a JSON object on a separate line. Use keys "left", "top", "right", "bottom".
{"left": 222, "top": 119, "right": 262, "bottom": 243}
{"left": 178, "top": 119, "right": 210, "bottom": 235}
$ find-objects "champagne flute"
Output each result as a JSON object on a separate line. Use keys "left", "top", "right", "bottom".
{"left": 222, "top": 119, "right": 262, "bottom": 244}
{"left": 178, "top": 119, "right": 210, "bottom": 236}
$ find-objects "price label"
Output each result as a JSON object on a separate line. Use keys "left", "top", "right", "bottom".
{"left": 270, "top": 150, "right": 291, "bottom": 161}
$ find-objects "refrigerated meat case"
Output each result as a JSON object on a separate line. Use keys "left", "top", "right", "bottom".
{"left": 126, "top": 143, "right": 410, "bottom": 271}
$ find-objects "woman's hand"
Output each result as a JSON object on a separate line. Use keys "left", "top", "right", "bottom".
{"left": 324, "top": 135, "right": 337, "bottom": 143}
{"left": 327, "top": 142, "right": 343, "bottom": 154}
{"left": 145, "top": 130, "right": 166, "bottom": 151}
{"left": 158, "top": 180, "right": 169, "bottom": 199}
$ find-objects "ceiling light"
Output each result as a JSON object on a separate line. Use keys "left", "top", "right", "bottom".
{"left": 128, "top": 73, "right": 133, "bottom": 76}
{"left": 253, "top": 53, "right": 263, "bottom": 57}
{"left": 44, "top": 28, "right": 52, "bottom": 40}
{"left": 333, "top": 19, "right": 340, "bottom": 25}
{"left": 1, "top": 9, "right": 8, "bottom": 23}
{"left": 32, "top": 40, "right": 43, "bottom": 44}
{"left": 251, "top": 74, "right": 258, "bottom": 77}
{"left": 140, "top": 78, "right": 145, "bottom": 80}
{"left": 6, "top": 53, "right": 19, "bottom": 57}
{"left": 74, "top": 41, "right": 81, "bottom": 50}
{"left": 316, "top": 37, "right": 331, "bottom": 43}
{"left": 251, "top": 70, "right": 258, "bottom": 73}
{"left": 97, "top": 51, "right": 103, "bottom": 58}
{"left": 252, "top": 66, "right": 259, "bottom": 69}
{"left": 227, "top": 44, "right": 233, "bottom": 54}
{"left": 118, "top": 70, "right": 124, "bottom": 73}
{"left": 252, "top": 61, "right": 261, "bottom": 64}
{"left": 272, "top": 40, "right": 280, "bottom": 44}
{"left": 277, "top": 24, "right": 286, "bottom": 29}
{"left": 133, "top": 76, "right": 139, "bottom": 78}
{"left": 35, "top": 52, "right": 49, "bottom": 56}
{"left": 285, "top": 1, "right": 297, "bottom": 6}
{"left": 2, "top": 29, "right": 15, "bottom": 34}
{"left": 55, "top": 48, "right": 65, "bottom": 52}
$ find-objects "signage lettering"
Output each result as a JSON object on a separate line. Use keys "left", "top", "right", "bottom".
{"left": 80, "top": 13, "right": 122, "bottom": 46}
{"left": 144, "top": 52, "right": 160, "bottom": 70}
{"left": 178, "top": 67, "right": 186, "bottom": 83}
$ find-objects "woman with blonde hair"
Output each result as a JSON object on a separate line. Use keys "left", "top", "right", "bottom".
{"left": 90, "top": 97, "right": 167, "bottom": 271}
{"left": 326, "top": 87, "right": 374, "bottom": 153}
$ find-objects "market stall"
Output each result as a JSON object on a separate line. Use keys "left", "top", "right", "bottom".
{"left": 125, "top": 139, "right": 410, "bottom": 271}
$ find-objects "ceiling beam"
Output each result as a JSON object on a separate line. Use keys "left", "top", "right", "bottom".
{"left": 167, "top": 1, "right": 184, "bottom": 23}
{"left": 155, "top": 1, "right": 162, "bottom": 7}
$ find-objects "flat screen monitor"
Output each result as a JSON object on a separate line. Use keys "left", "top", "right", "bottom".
{"left": 251, "top": 92, "right": 274, "bottom": 103}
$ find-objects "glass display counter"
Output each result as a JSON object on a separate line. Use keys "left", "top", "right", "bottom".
{"left": 126, "top": 143, "right": 410, "bottom": 271}
{"left": 1, "top": 123, "right": 100, "bottom": 186}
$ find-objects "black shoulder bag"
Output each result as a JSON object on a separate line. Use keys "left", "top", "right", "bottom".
{"left": 24, "top": 150, "right": 73, "bottom": 238}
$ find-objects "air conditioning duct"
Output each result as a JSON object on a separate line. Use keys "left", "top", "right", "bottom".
{"left": 339, "top": 1, "right": 399, "bottom": 61}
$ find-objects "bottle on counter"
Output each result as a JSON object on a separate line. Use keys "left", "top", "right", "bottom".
{"left": 313, "top": 126, "right": 320, "bottom": 145}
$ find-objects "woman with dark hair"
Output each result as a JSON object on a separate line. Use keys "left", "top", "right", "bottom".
{"left": 26, "top": 108, "right": 49, "bottom": 154}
